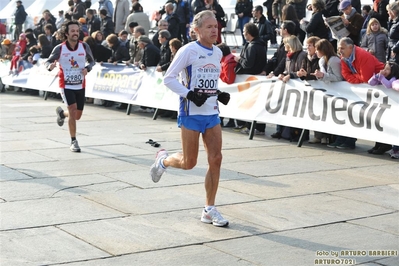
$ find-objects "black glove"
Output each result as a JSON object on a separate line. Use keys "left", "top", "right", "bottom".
{"left": 217, "top": 90, "right": 230, "bottom": 105}
{"left": 186, "top": 91, "right": 209, "bottom": 107}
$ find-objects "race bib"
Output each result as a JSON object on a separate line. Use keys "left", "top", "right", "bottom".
{"left": 64, "top": 68, "right": 83, "bottom": 86}
{"left": 193, "top": 65, "right": 219, "bottom": 96}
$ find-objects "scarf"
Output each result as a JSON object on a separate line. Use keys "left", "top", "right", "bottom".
{"left": 342, "top": 47, "right": 357, "bottom": 74}
{"left": 287, "top": 52, "right": 295, "bottom": 59}
{"left": 344, "top": 8, "right": 357, "bottom": 20}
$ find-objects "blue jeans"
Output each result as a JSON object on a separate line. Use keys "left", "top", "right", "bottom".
{"left": 238, "top": 16, "right": 251, "bottom": 45}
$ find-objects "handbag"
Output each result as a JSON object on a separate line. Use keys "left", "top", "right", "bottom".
{"left": 220, "top": 17, "right": 227, "bottom": 28}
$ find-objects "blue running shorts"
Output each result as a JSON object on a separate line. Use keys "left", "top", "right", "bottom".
{"left": 178, "top": 114, "right": 220, "bottom": 134}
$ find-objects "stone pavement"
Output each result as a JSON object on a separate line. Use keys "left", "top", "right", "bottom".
{"left": 0, "top": 90, "right": 398, "bottom": 266}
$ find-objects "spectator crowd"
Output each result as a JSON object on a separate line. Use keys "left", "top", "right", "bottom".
{"left": 0, "top": 0, "right": 398, "bottom": 159}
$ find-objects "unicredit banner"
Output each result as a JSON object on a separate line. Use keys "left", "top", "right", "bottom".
{"left": 1, "top": 60, "right": 398, "bottom": 145}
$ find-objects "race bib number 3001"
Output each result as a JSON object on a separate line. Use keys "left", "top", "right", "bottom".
{"left": 193, "top": 65, "right": 219, "bottom": 96}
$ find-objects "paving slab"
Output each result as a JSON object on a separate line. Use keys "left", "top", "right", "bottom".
{"left": 103, "top": 167, "right": 251, "bottom": 189}
{"left": 221, "top": 194, "right": 393, "bottom": 231}
{"left": 223, "top": 157, "right": 348, "bottom": 177}
{"left": 0, "top": 226, "right": 109, "bottom": 266}
{"left": 0, "top": 165, "right": 32, "bottom": 181}
{"left": 0, "top": 196, "right": 126, "bottom": 230}
{"left": 0, "top": 150, "right": 55, "bottom": 165}
{"left": 348, "top": 212, "right": 399, "bottom": 236}
{"left": 83, "top": 183, "right": 260, "bottom": 215}
{"left": 6, "top": 157, "right": 136, "bottom": 178}
{"left": 0, "top": 174, "right": 125, "bottom": 202}
{"left": 218, "top": 168, "right": 396, "bottom": 200}
{"left": 52, "top": 245, "right": 255, "bottom": 266}
{"left": 58, "top": 209, "right": 272, "bottom": 256}
{"left": 330, "top": 184, "right": 399, "bottom": 211}
{"left": 206, "top": 223, "right": 399, "bottom": 266}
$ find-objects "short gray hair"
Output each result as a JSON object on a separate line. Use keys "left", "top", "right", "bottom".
{"left": 192, "top": 10, "right": 215, "bottom": 29}
{"left": 339, "top": 37, "right": 354, "bottom": 46}
{"left": 159, "top": 29, "right": 171, "bottom": 40}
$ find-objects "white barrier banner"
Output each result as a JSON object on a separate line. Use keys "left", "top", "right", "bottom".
{"left": 1, "top": 61, "right": 398, "bottom": 145}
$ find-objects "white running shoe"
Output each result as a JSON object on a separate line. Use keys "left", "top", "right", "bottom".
{"left": 56, "top": 106, "right": 65, "bottom": 127}
{"left": 201, "top": 207, "right": 229, "bottom": 227}
{"left": 150, "top": 149, "right": 168, "bottom": 183}
{"left": 70, "top": 140, "right": 81, "bottom": 152}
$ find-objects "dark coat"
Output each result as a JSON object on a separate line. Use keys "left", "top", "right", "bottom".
{"left": 272, "top": 42, "right": 288, "bottom": 76}
{"left": 235, "top": 37, "right": 267, "bottom": 75}
{"left": 303, "top": 11, "right": 330, "bottom": 39}
{"left": 92, "top": 44, "right": 112, "bottom": 62}
{"left": 87, "top": 17, "right": 101, "bottom": 35}
{"left": 14, "top": 5, "right": 27, "bottom": 24}
{"left": 191, "top": 0, "right": 206, "bottom": 15}
{"left": 369, "top": 0, "right": 389, "bottom": 30}
{"left": 284, "top": 50, "right": 307, "bottom": 78}
{"left": 254, "top": 15, "right": 273, "bottom": 50}
{"left": 323, "top": 0, "right": 339, "bottom": 17}
{"left": 235, "top": 0, "right": 253, "bottom": 17}
{"left": 140, "top": 43, "right": 161, "bottom": 67}
{"left": 101, "top": 16, "right": 114, "bottom": 38}
{"left": 72, "top": 1, "right": 86, "bottom": 21}
{"left": 298, "top": 54, "right": 319, "bottom": 80}
{"left": 159, "top": 42, "right": 172, "bottom": 71}
{"left": 167, "top": 13, "right": 180, "bottom": 40}
{"left": 40, "top": 44, "right": 53, "bottom": 58}
{"left": 287, "top": 0, "right": 307, "bottom": 19}
{"left": 152, "top": 31, "right": 161, "bottom": 48}
{"left": 110, "top": 41, "right": 130, "bottom": 63}
{"left": 343, "top": 10, "right": 364, "bottom": 46}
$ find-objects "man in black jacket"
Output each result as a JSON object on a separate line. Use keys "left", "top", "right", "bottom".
{"left": 138, "top": 36, "right": 161, "bottom": 70}
{"left": 234, "top": 22, "right": 266, "bottom": 75}
{"left": 86, "top": 9, "right": 101, "bottom": 35}
{"left": 252, "top": 5, "right": 273, "bottom": 53}
{"left": 165, "top": 3, "right": 180, "bottom": 40}
{"left": 156, "top": 30, "right": 172, "bottom": 73}
{"left": 234, "top": 22, "right": 267, "bottom": 134}
{"left": 14, "top": 1, "right": 27, "bottom": 41}
{"left": 106, "top": 34, "right": 130, "bottom": 63}
{"left": 99, "top": 9, "right": 115, "bottom": 38}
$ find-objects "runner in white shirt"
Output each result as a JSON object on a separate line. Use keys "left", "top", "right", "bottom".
{"left": 45, "top": 21, "right": 95, "bottom": 152}
{"left": 150, "top": 10, "right": 231, "bottom": 227}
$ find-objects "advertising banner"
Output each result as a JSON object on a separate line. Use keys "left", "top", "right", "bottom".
{"left": 2, "top": 61, "right": 398, "bottom": 145}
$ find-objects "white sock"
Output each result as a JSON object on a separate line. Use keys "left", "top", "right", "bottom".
{"left": 205, "top": 205, "right": 214, "bottom": 211}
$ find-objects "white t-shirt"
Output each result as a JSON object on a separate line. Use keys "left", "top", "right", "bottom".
{"left": 164, "top": 41, "right": 222, "bottom": 116}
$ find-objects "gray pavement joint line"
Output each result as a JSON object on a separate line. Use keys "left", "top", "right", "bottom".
{"left": 0, "top": 215, "right": 129, "bottom": 233}
{"left": 326, "top": 190, "right": 399, "bottom": 212}
{"left": 49, "top": 181, "right": 122, "bottom": 198}
{"left": 55, "top": 225, "right": 115, "bottom": 257}
{"left": 213, "top": 185, "right": 393, "bottom": 207}
{"left": 347, "top": 215, "right": 399, "bottom": 237}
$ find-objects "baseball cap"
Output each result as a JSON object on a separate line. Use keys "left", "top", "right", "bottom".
{"left": 78, "top": 17, "right": 86, "bottom": 24}
{"left": 1, "top": 39, "right": 11, "bottom": 45}
{"left": 339, "top": 0, "right": 351, "bottom": 11}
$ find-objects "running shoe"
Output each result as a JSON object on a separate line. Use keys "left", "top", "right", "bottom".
{"left": 70, "top": 140, "right": 81, "bottom": 152}
{"left": 56, "top": 106, "right": 65, "bottom": 127}
{"left": 201, "top": 207, "right": 229, "bottom": 227}
{"left": 150, "top": 149, "right": 168, "bottom": 183}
